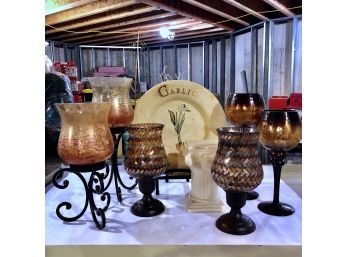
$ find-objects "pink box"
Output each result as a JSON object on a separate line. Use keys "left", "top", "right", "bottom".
{"left": 97, "top": 66, "right": 126, "bottom": 73}
{"left": 93, "top": 72, "right": 123, "bottom": 77}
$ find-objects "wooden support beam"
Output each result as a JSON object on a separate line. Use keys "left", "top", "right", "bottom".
{"left": 97, "top": 27, "right": 224, "bottom": 45}
{"left": 47, "top": 11, "right": 172, "bottom": 40}
{"left": 94, "top": 28, "right": 226, "bottom": 46}
{"left": 46, "top": 0, "right": 138, "bottom": 25}
{"left": 45, "top": 0, "right": 98, "bottom": 15}
{"left": 139, "top": 31, "right": 229, "bottom": 46}
{"left": 222, "top": 0, "right": 269, "bottom": 21}
{"left": 139, "top": 0, "right": 237, "bottom": 31}
{"left": 72, "top": 20, "right": 204, "bottom": 45}
{"left": 181, "top": 0, "right": 249, "bottom": 26}
{"left": 262, "top": 0, "right": 295, "bottom": 17}
{"left": 53, "top": 16, "right": 185, "bottom": 42}
{"left": 45, "top": 5, "right": 157, "bottom": 35}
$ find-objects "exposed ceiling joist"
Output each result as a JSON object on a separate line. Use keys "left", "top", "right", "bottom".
{"left": 45, "top": 0, "right": 301, "bottom": 46}
{"left": 46, "top": 0, "right": 138, "bottom": 25}
{"left": 45, "top": 5, "right": 157, "bottom": 35}
{"left": 139, "top": 0, "right": 237, "bottom": 31}
{"left": 181, "top": 0, "right": 249, "bottom": 26}
{"left": 94, "top": 27, "right": 225, "bottom": 46}
{"left": 45, "top": 0, "right": 98, "bottom": 15}
{"left": 146, "top": 31, "right": 229, "bottom": 46}
{"left": 49, "top": 11, "right": 173, "bottom": 40}
{"left": 262, "top": 0, "right": 295, "bottom": 17}
{"left": 74, "top": 20, "right": 205, "bottom": 45}
{"left": 221, "top": 0, "right": 269, "bottom": 21}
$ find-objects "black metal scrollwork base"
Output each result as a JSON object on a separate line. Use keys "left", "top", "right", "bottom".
{"left": 110, "top": 127, "right": 138, "bottom": 202}
{"left": 52, "top": 161, "right": 111, "bottom": 229}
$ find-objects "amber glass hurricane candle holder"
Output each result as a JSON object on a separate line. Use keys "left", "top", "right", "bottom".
{"left": 85, "top": 77, "right": 134, "bottom": 127}
{"left": 224, "top": 93, "right": 265, "bottom": 200}
{"left": 211, "top": 127, "right": 263, "bottom": 235}
{"left": 56, "top": 103, "right": 114, "bottom": 165}
{"left": 124, "top": 123, "right": 169, "bottom": 217}
{"left": 257, "top": 110, "right": 302, "bottom": 216}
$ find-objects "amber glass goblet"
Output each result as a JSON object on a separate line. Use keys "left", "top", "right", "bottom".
{"left": 225, "top": 93, "right": 265, "bottom": 127}
{"left": 225, "top": 93, "right": 265, "bottom": 200}
{"left": 257, "top": 110, "right": 302, "bottom": 216}
{"left": 124, "top": 123, "right": 169, "bottom": 217}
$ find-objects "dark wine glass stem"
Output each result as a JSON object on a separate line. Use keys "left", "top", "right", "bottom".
{"left": 272, "top": 165, "right": 281, "bottom": 205}
{"left": 269, "top": 149, "right": 287, "bottom": 206}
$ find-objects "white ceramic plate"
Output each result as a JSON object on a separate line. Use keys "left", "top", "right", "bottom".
{"left": 133, "top": 80, "right": 226, "bottom": 169}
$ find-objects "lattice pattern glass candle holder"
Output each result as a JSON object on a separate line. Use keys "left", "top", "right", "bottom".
{"left": 211, "top": 127, "right": 263, "bottom": 235}
{"left": 124, "top": 123, "right": 169, "bottom": 217}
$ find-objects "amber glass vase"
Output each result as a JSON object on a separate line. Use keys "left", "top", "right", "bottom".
{"left": 257, "top": 110, "right": 302, "bottom": 216}
{"left": 224, "top": 93, "right": 265, "bottom": 200}
{"left": 56, "top": 103, "right": 114, "bottom": 165}
{"left": 211, "top": 127, "right": 263, "bottom": 235}
{"left": 124, "top": 123, "right": 169, "bottom": 217}
{"left": 85, "top": 77, "right": 134, "bottom": 127}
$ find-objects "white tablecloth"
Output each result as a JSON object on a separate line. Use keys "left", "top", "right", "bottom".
{"left": 45, "top": 165, "right": 301, "bottom": 246}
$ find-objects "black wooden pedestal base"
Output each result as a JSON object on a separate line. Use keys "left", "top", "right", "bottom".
{"left": 257, "top": 150, "right": 295, "bottom": 217}
{"left": 257, "top": 201, "right": 295, "bottom": 216}
{"left": 216, "top": 191, "right": 255, "bottom": 235}
{"left": 246, "top": 190, "right": 259, "bottom": 200}
{"left": 131, "top": 177, "right": 165, "bottom": 217}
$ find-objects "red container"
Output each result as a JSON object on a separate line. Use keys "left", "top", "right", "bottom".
{"left": 288, "top": 93, "right": 302, "bottom": 110}
{"left": 73, "top": 91, "right": 82, "bottom": 103}
{"left": 268, "top": 96, "right": 289, "bottom": 109}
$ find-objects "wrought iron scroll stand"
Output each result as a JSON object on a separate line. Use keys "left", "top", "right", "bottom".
{"left": 110, "top": 127, "right": 138, "bottom": 203}
{"left": 51, "top": 127, "right": 138, "bottom": 229}
{"left": 52, "top": 161, "right": 112, "bottom": 229}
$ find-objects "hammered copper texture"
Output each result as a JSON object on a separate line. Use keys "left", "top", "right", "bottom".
{"left": 211, "top": 127, "right": 263, "bottom": 192}
{"left": 124, "top": 123, "right": 169, "bottom": 179}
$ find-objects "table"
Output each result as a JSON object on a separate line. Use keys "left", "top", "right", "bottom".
{"left": 46, "top": 165, "right": 301, "bottom": 256}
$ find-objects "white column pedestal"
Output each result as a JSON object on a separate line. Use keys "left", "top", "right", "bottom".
{"left": 184, "top": 140, "right": 223, "bottom": 212}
